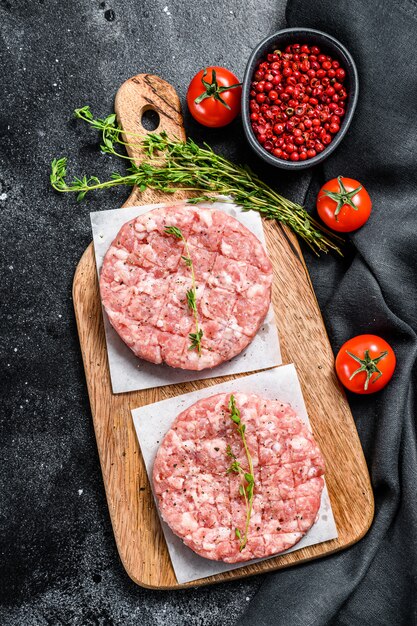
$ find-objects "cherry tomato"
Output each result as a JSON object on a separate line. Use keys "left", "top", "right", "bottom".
{"left": 317, "top": 176, "right": 372, "bottom": 232}
{"left": 335, "top": 334, "right": 396, "bottom": 394}
{"left": 187, "top": 67, "right": 242, "bottom": 127}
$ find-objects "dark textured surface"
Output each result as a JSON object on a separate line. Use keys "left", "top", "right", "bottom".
{"left": 5, "top": 1, "right": 416, "bottom": 624}
{"left": 0, "top": 0, "right": 309, "bottom": 624}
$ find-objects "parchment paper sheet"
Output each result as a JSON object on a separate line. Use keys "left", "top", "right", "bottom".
{"left": 91, "top": 200, "right": 282, "bottom": 393}
{"left": 132, "top": 365, "right": 338, "bottom": 584}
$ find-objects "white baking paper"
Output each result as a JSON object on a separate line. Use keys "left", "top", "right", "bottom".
{"left": 91, "top": 199, "right": 282, "bottom": 394}
{"left": 132, "top": 364, "right": 338, "bottom": 584}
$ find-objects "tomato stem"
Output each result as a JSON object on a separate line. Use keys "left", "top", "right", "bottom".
{"left": 194, "top": 68, "right": 242, "bottom": 110}
{"left": 321, "top": 175, "right": 362, "bottom": 221}
{"left": 346, "top": 349, "right": 388, "bottom": 390}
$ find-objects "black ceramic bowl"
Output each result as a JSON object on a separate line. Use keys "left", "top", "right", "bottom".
{"left": 242, "top": 28, "right": 359, "bottom": 170}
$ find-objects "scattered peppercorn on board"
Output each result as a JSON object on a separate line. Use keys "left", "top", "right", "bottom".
{"left": 72, "top": 74, "right": 374, "bottom": 589}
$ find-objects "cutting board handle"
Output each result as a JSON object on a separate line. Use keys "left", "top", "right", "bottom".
{"left": 115, "top": 74, "right": 186, "bottom": 164}
{"left": 114, "top": 74, "right": 187, "bottom": 207}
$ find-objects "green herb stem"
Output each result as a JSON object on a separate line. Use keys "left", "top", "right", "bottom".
{"left": 164, "top": 226, "right": 203, "bottom": 354}
{"left": 183, "top": 238, "right": 202, "bottom": 355}
{"left": 50, "top": 106, "right": 343, "bottom": 255}
{"left": 240, "top": 426, "right": 254, "bottom": 547}
{"left": 226, "top": 395, "right": 255, "bottom": 551}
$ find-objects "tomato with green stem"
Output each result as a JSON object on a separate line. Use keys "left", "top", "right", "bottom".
{"left": 187, "top": 66, "right": 242, "bottom": 127}
{"left": 317, "top": 176, "right": 372, "bottom": 232}
{"left": 335, "top": 334, "right": 396, "bottom": 394}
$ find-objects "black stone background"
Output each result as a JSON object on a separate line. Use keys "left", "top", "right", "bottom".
{"left": 0, "top": 1, "right": 319, "bottom": 624}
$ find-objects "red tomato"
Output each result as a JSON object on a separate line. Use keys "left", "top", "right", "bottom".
{"left": 335, "top": 334, "right": 396, "bottom": 394}
{"left": 317, "top": 176, "right": 372, "bottom": 232}
{"left": 187, "top": 67, "right": 242, "bottom": 128}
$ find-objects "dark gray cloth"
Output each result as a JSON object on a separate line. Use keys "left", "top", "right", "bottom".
{"left": 238, "top": 1, "right": 417, "bottom": 624}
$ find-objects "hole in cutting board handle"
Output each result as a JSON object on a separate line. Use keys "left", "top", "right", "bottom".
{"left": 141, "top": 108, "right": 160, "bottom": 131}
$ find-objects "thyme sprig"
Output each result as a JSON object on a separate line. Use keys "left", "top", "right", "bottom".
{"left": 226, "top": 395, "right": 254, "bottom": 551}
{"left": 50, "top": 106, "right": 343, "bottom": 255}
{"left": 164, "top": 226, "right": 203, "bottom": 355}
{"left": 74, "top": 106, "right": 133, "bottom": 160}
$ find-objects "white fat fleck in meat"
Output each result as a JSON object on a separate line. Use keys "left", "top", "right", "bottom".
{"left": 113, "top": 248, "right": 129, "bottom": 260}
{"left": 201, "top": 438, "right": 227, "bottom": 457}
{"left": 198, "top": 210, "right": 213, "bottom": 228}
{"left": 178, "top": 512, "right": 199, "bottom": 532}
{"left": 289, "top": 435, "right": 309, "bottom": 451}
{"left": 220, "top": 240, "right": 233, "bottom": 256}
{"left": 107, "top": 245, "right": 120, "bottom": 257}
{"left": 166, "top": 475, "right": 184, "bottom": 490}
{"left": 246, "top": 283, "right": 265, "bottom": 299}
{"left": 181, "top": 438, "right": 197, "bottom": 453}
{"left": 144, "top": 218, "right": 158, "bottom": 232}
{"left": 210, "top": 271, "right": 233, "bottom": 289}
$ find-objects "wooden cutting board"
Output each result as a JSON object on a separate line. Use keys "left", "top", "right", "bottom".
{"left": 73, "top": 74, "right": 374, "bottom": 589}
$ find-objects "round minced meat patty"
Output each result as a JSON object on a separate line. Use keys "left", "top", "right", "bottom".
{"left": 153, "top": 392, "right": 325, "bottom": 563}
{"left": 99, "top": 204, "right": 273, "bottom": 370}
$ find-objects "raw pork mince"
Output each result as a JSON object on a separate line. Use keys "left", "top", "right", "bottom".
{"left": 99, "top": 205, "right": 273, "bottom": 370}
{"left": 153, "top": 392, "right": 325, "bottom": 563}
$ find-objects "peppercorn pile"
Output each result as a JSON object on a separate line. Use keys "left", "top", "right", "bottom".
{"left": 249, "top": 43, "right": 347, "bottom": 161}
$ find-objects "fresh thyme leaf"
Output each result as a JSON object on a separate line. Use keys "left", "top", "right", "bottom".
{"left": 50, "top": 157, "right": 68, "bottom": 189}
{"left": 227, "top": 394, "right": 255, "bottom": 551}
{"left": 164, "top": 225, "right": 184, "bottom": 240}
{"left": 226, "top": 459, "right": 242, "bottom": 474}
{"left": 74, "top": 105, "right": 93, "bottom": 121}
{"left": 186, "top": 288, "right": 197, "bottom": 312}
{"left": 229, "top": 394, "right": 239, "bottom": 415}
{"left": 50, "top": 106, "right": 343, "bottom": 255}
{"left": 181, "top": 255, "right": 193, "bottom": 267}
{"left": 226, "top": 444, "right": 236, "bottom": 460}
{"left": 188, "top": 329, "right": 203, "bottom": 353}
{"left": 186, "top": 195, "right": 214, "bottom": 204}
{"left": 104, "top": 113, "right": 117, "bottom": 126}
{"left": 235, "top": 528, "right": 242, "bottom": 540}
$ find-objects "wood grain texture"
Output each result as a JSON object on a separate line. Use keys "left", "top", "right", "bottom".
{"left": 73, "top": 74, "right": 374, "bottom": 589}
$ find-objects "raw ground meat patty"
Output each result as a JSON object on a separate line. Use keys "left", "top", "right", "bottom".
{"left": 99, "top": 204, "right": 273, "bottom": 370}
{"left": 153, "top": 392, "right": 325, "bottom": 563}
